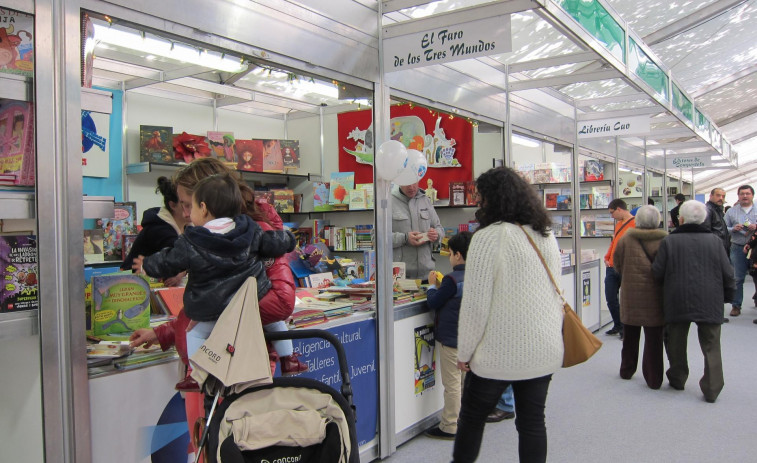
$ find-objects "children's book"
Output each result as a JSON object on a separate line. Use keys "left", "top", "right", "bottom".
{"left": 261, "top": 139, "right": 285, "bottom": 173}
{"left": 0, "top": 10, "right": 34, "bottom": 77}
{"left": 533, "top": 163, "right": 553, "bottom": 184}
{"left": 579, "top": 191, "right": 593, "bottom": 210}
{"left": 87, "top": 341, "right": 133, "bottom": 358}
{"left": 392, "top": 262, "right": 406, "bottom": 280}
{"left": 515, "top": 163, "right": 535, "bottom": 184}
{"left": 91, "top": 272, "right": 151, "bottom": 335}
{"left": 356, "top": 183, "right": 374, "bottom": 209}
{"left": 83, "top": 229, "right": 104, "bottom": 264}
{"left": 0, "top": 100, "right": 35, "bottom": 185}
{"left": 543, "top": 188, "right": 560, "bottom": 210}
{"left": 154, "top": 286, "right": 185, "bottom": 316}
{"left": 592, "top": 185, "right": 612, "bottom": 209}
{"left": 253, "top": 188, "right": 273, "bottom": 206}
{"left": 280, "top": 140, "right": 300, "bottom": 169}
{"left": 449, "top": 182, "right": 466, "bottom": 206}
{"left": 235, "top": 139, "right": 263, "bottom": 171}
{"left": 207, "top": 131, "right": 234, "bottom": 162}
{"left": 272, "top": 189, "right": 295, "bottom": 213}
{"left": 139, "top": 125, "right": 173, "bottom": 163}
{"left": 557, "top": 188, "right": 572, "bottom": 210}
{"left": 329, "top": 172, "right": 355, "bottom": 205}
{"left": 313, "top": 182, "right": 333, "bottom": 212}
{"left": 0, "top": 235, "right": 38, "bottom": 313}
{"left": 363, "top": 250, "right": 376, "bottom": 281}
{"left": 583, "top": 160, "right": 605, "bottom": 181}
{"left": 308, "top": 272, "right": 335, "bottom": 289}
{"left": 121, "top": 234, "right": 137, "bottom": 261}
{"left": 464, "top": 181, "right": 478, "bottom": 206}
{"left": 99, "top": 201, "right": 138, "bottom": 262}
{"left": 349, "top": 188, "right": 367, "bottom": 210}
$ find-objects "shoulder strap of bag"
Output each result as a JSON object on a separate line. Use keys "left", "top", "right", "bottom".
{"left": 518, "top": 224, "right": 564, "bottom": 303}
{"left": 611, "top": 218, "right": 634, "bottom": 244}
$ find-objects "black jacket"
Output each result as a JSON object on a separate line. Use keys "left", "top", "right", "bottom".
{"left": 670, "top": 204, "right": 681, "bottom": 228}
{"left": 652, "top": 223, "right": 735, "bottom": 324}
{"left": 121, "top": 207, "right": 180, "bottom": 270}
{"left": 704, "top": 200, "right": 730, "bottom": 253}
{"left": 142, "top": 214, "right": 295, "bottom": 322}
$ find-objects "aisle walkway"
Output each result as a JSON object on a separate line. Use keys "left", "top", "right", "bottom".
{"left": 383, "top": 284, "right": 757, "bottom": 463}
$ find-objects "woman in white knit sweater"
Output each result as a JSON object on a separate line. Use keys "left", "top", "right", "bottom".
{"left": 452, "top": 167, "right": 564, "bottom": 463}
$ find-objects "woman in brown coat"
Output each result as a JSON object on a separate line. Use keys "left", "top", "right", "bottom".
{"left": 613, "top": 205, "right": 668, "bottom": 389}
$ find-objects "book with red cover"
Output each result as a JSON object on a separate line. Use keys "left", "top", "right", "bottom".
{"left": 155, "top": 287, "right": 185, "bottom": 316}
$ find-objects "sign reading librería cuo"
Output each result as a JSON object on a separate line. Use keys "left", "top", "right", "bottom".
{"left": 577, "top": 115, "right": 650, "bottom": 139}
{"left": 666, "top": 155, "right": 712, "bottom": 169}
{"left": 383, "top": 15, "right": 511, "bottom": 72}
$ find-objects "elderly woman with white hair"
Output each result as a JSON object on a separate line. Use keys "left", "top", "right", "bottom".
{"left": 652, "top": 200, "right": 735, "bottom": 403}
{"left": 613, "top": 205, "right": 668, "bottom": 389}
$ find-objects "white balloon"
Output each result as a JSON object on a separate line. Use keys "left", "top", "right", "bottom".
{"left": 395, "top": 149, "right": 428, "bottom": 186}
{"left": 375, "top": 140, "right": 408, "bottom": 181}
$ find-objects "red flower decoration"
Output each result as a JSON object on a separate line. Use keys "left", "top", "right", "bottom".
{"left": 173, "top": 132, "right": 212, "bottom": 163}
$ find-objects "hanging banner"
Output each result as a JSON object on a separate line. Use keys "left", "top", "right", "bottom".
{"left": 577, "top": 115, "right": 650, "bottom": 139}
{"left": 383, "top": 15, "right": 511, "bottom": 72}
{"left": 666, "top": 154, "right": 712, "bottom": 169}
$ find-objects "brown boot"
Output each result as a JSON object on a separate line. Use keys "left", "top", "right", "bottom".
{"left": 730, "top": 305, "right": 741, "bottom": 317}
{"left": 280, "top": 352, "right": 309, "bottom": 376}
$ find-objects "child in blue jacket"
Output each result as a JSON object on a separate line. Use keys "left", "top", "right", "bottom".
{"left": 424, "top": 231, "right": 472, "bottom": 440}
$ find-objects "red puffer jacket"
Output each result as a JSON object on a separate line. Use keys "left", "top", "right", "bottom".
{"left": 154, "top": 200, "right": 296, "bottom": 363}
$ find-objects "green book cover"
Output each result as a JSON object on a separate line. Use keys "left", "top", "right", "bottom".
{"left": 91, "top": 272, "right": 151, "bottom": 335}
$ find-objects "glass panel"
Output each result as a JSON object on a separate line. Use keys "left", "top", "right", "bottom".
{"left": 695, "top": 109, "right": 710, "bottom": 140}
{"left": 628, "top": 38, "right": 669, "bottom": 102}
{"left": 556, "top": 0, "right": 625, "bottom": 63}
{"left": 672, "top": 84, "right": 692, "bottom": 123}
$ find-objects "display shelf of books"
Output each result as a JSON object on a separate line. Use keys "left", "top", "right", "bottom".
{"left": 125, "top": 161, "right": 312, "bottom": 182}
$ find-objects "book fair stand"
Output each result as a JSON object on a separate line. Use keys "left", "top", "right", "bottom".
{"left": 0, "top": 1, "right": 736, "bottom": 462}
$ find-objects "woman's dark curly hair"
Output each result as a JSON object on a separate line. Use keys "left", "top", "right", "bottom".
{"left": 155, "top": 176, "right": 179, "bottom": 211}
{"left": 474, "top": 166, "right": 551, "bottom": 237}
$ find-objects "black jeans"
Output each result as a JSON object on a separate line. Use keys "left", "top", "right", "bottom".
{"left": 452, "top": 372, "right": 552, "bottom": 463}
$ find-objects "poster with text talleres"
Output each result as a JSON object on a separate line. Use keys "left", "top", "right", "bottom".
{"left": 0, "top": 235, "right": 38, "bottom": 313}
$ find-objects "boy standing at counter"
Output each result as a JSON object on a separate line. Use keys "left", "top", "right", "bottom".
{"left": 424, "top": 231, "right": 472, "bottom": 440}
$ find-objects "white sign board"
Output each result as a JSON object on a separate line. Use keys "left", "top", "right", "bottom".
{"left": 383, "top": 15, "right": 511, "bottom": 72}
{"left": 577, "top": 115, "right": 650, "bottom": 139}
{"left": 666, "top": 155, "right": 712, "bottom": 169}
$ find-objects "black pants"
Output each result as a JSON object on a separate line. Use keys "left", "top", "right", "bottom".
{"left": 620, "top": 325, "right": 664, "bottom": 389}
{"left": 452, "top": 372, "right": 552, "bottom": 463}
{"left": 665, "top": 322, "right": 723, "bottom": 402}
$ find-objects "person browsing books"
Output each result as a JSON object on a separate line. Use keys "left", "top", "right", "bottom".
{"left": 604, "top": 199, "right": 636, "bottom": 339}
{"left": 392, "top": 181, "right": 444, "bottom": 280}
{"left": 133, "top": 173, "right": 296, "bottom": 391}
{"left": 121, "top": 176, "right": 188, "bottom": 281}
{"left": 424, "top": 231, "right": 472, "bottom": 440}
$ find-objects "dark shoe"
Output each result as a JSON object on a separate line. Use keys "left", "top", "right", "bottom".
{"left": 605, "top": 328, "right": 621, "bottom": 336}
{"left": 723, "top": 318, "right": 729, "bottom": 323}
{"left": 704, "top": 396, "right": 717, "bottom": 403}
{"left": 281, "top": 352, "right": 309, "bottom": 376}
{"left": 669, "top": 382, "right": 685, "bottom": 391}
{"left": 424, "top": 426, "right": 455, "bottom": 440}
{"left": 730, "top": 305, "right": 741, "bottom": 317}
{"left": 175, "top": 376, "right": 201, "bottom": 392}
{"left": 753, "top": 319, "right": 757, "bottom": 324}
{"left": 486, "top": 409, "right": 515, "bottom": 423}
{"left": 619, "top": 330, "right": 624, "bottom": 341}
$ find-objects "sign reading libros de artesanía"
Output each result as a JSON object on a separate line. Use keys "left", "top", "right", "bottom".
{"left": 383, "top": 15, "right": 511, "bottom": 72}
{"left": 666, "top": 155, "right": 712, "bottom": 169}
{"left": 577, "top": 115, "right": 650, "bottom": 139}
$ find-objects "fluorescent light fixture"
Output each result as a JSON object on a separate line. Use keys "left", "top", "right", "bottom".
{"left": 93, "top": 23, "right": 247, "bottom": 73}
{"left": 512, "top": 134, "right": 540, "bottom": 148}
{"left": 618, "top": 167, "right": 631, "bottom": 172}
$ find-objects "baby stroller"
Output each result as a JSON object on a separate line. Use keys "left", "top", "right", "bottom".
{"left": 202, "top": 329, "right": 359, "bottom": 463}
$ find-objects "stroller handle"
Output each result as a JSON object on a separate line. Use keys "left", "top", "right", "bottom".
{"left": 265, "top": 329, "right": 354, "bottom": 407}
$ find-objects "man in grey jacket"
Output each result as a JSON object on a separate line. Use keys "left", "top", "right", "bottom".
{"left": 652, "top": 200, "right": 735, "bottom": 403}
{"left": 392, "top": 182, "right": 444, "bottom": 280}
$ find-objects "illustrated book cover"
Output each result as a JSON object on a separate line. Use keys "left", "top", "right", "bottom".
{"left": 583, "top": 160, "right": 605, "bottom": 181}
{"left": 207, "top": 131, "right": 234, "bottom": 162}
{"left": 543, "top": 188, "right": 560, "bottom": 210}
{"left": 0, "top": 10, "right": 34, "bottom": 77}
{"left": 139, "top": 125, "right": 173, "bottom": 163}
{"left": 329, "top": 172, "right": 355, "bottom": 205}
{"left": 348, "top": 188, "right": 367, "bottom": 210}
{"left": 0, "top": 100, "right": 35, "bottom": 185}
{"left": 0, "top": 235, "right": 38, "bottom": 313}
{"left": 280, "top": 139, "right": 300, "bottom": 169}
{"left": 83, "top": 228, "right": 104, "bottom": 264}
{"left": 313, "top": 182, "right": 333, "bottom": 211}
{"left": 91, "top": 272, "right": 151, "bottom": 335}
{"left": 356, "top": 183, "right": 374, "bottom": 209}
{"left": 449, "top": 182, "right": 466, "bottom": 206}
{"left": 273, "top": 189, "right": 295, "bottom": 214}
{"left": 99, "top": 201, "right": 138, "bottom": 262}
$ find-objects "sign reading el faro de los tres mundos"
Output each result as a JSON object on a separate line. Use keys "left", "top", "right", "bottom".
{"left": 383, "top": 15, "right": 512, "bottom": 72}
